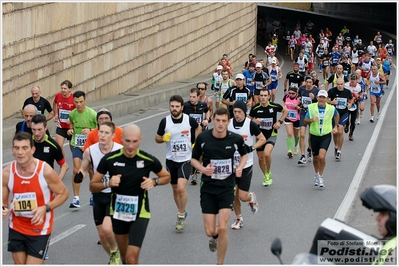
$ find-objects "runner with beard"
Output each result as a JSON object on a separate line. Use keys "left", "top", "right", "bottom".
{"left": 155, "top": 95, "right": 201, "bottom": 231}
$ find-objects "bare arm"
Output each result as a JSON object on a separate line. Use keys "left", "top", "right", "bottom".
{"left": 254, "top": 132, "right": 266, "bottom": 149}
{"left": 2, "top": 166, "right": 10, "bottom": 219}
{"left": 57, "top": 162, "right": 69, "bottom": 181}
{"left": 90, "top": 171, "right": 111, "bottom": 193}
{"left": 194, "top": 125, "right": 202, "bottom": 140}
{"left": 78, "top": 149, "right": 92, "bottom": 178}
{"left": 46, "top": 110, "right": 55, "bottom": 121}
{"left": 31, "top": 163, "right": 69, "bottom": 226}
{"left": 155, "top": 134, "right": 165, "bottom": 144}
{"left": 43, "top": 164, "right": 69, "bottom": 210}
{"left": 52, "top": 101, "right": 58, "bottom": 123}
{"left": 206, "top": 99, "right": 213, "bottom": 120}
{"left": 284, "top": 78, "right": 288, "bottom": 90}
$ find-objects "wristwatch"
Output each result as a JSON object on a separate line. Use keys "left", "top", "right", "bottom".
{"left": 45, "top": 204, "right": 51, "bottom": 212}
{"left": 278, "top": 120, "right": 284, "bottom": 124}
{"left": 152, "top": 178, "right": 159, "bottom": 186}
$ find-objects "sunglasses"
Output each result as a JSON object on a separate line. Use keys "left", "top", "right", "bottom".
{"left": 198, "top": 88, "right": 206, "bottom": 90}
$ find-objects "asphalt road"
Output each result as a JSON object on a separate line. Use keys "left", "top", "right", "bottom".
{"left": 2, "top": 49, "right": 396, "bottom": 264}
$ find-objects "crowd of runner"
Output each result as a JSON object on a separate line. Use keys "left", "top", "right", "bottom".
{"left": 3, "top": 17, "right": 395, "bottom": 265}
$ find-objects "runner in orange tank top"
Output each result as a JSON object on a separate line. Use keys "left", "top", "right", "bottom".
{"left": 2, "top": 132, "right": 68, "bottom": 264}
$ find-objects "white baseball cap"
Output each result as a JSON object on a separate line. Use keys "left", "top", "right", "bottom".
{"left": 217, "top": 65, "right": 223, "bottom": 70}
{"left": 256, "top": 62, "right": 262, "bottom": 68}
{"left": 235, "top": 73, "right": 245, "bottom": 80}
{"left": 271, "top": 59, "right": 277, "bottom": 64}
{"left": 318, "top": 90, "right": 328, "bottom": 97}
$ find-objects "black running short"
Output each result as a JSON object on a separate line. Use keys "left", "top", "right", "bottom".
{"left": 112, "top": 217, "right": 149, "bottom": 248}
{"left": 93, "top": 192, "right": 112, "bottom": 226}
{"left": 310, "top": 133, "right": 332, "bottom": 156}
{"left": 8, "top": 228, "right": 50, "bottom": 260}
{"left": 200, "top": 183, "right": 235, "bottom": 214}
{"left": 165, "top": 159, "right": 191, "bottom": 185}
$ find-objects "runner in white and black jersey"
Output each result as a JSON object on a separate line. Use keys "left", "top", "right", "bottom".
{"left": 191, "top": 107, "right": 248, "bottom": 265}
{"left": 249, "top": 89, "right": 288, "bottom": 187}
{"left": 222, "top": 73, "right": 253, "bottom": 118}
{"left": 183, "top": 87, "right": 210, "bottom": 185}
{"left": 327, "top": 78, "right": 354, "bottom": 160}
{"left": 228, "top": 101, "right": 265, "bottom": 230}
{"left": 155, "top": 95, "right": 201, "bottom": 231}
{"left": 74, "top": 122, "right": 123, "bottom": 264}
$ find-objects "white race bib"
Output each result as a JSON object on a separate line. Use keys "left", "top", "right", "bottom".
{"left": 336, "top": 97, "right": 348, "bottom": 109}
{"left": 113, "top": 194, "right": 138, "bottom": 222}
{"left": 235, "top": 93, "right": 248, "bottom": 103}
{"left": 259, "top": 118, "right": 273, "bottom": 130}
{"left": 75, "top": 134, "right": 87, "bottom": 148}
{"left": 59, "top": 109, "right": 70, "bottom": 123}
{"left": 301, "top": 96, "right": 312, "bottom": 108}
{"left": 211, "top": 159, "right": 232, "bottom": 180}
{"left": 171, "top": 139, "right": 188, "bottom": 156}
{"left": 189, "top": 114, "right": 202, "bottom": 124}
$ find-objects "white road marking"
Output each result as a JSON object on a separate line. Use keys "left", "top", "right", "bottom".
{"left": 49, "top": 224, "right": 86, "bottom": 246}
{"left": 334, "top": 76, "right": 397, "bottom": 222}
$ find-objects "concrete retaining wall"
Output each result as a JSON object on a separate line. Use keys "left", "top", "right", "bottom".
{"left": 2, "top": 2, "right": 257, "bottom": 119}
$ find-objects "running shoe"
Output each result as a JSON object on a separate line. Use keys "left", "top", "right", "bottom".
{"left": 360, "top": 110, "right": 364, "bottom": 118}
{"left": 370, "top": 117, "right": 374, "bottom": 123}
{"left": 231, "top": 217, "right": 244, "bottom": 230}
{"left": 189, "top": 174, "right": 197, "bottom": 185}
{"left": 209, "top": 237, "right": 217, "bottom": 252}
{"left": 349, "top": 135, "right": 354, "bottom": 141}
{"left": 318, "top": 176, "right": 325, "bottom": 188}
{"left": 377, "top": 111, "right": 380, "bottom": 119}
{"left": 249, "top": 192, "right": 259, "bottom": 214}
{"left": 109, "top": 250, "right": 121, "bottom": 265}
{"left": 344, "top": 125, "right": 349, "bottom": 133}
{"left": 298, "top": 155, "right": 307, "bottom": 164}
{"left": 356, "top": 119, "right": 360, "bottom": 125}
{"left": 44, "top": 253, "right": 49, "bottom": 260}
{"left": 89, "top": 193, "right": 93, "bottom": 206}
{"left": 176, "top": 211, "right": 188, "bottom": 231}
{"left": 307, "top": 150, "right": 312, "bottom": 162}
{"left": 69, "top": 197, "right": 80, "bottom": 208}
{"left": 97, "top": 240, "right": 101, "bottom": 245}
{"left": 263, "top": 172, "right": 273, "bottom": 187}
{"left": 293, "top": 146, "right": 299, "bottom": 155}
{"left": 287, "top": 150, "right": 293, "bottom": 158}
{"left": 314, "top": 173, "right": 320, "bottom": 186}
{"left": 336, "top": 151, "right": 341, "bottom": 160}
{"left": 334, "top": 147, "right": 338, "bottom": 158}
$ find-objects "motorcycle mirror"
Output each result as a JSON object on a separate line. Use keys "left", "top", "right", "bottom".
{"left": 271, "top": 238, "right": 284, "bottom": 264}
